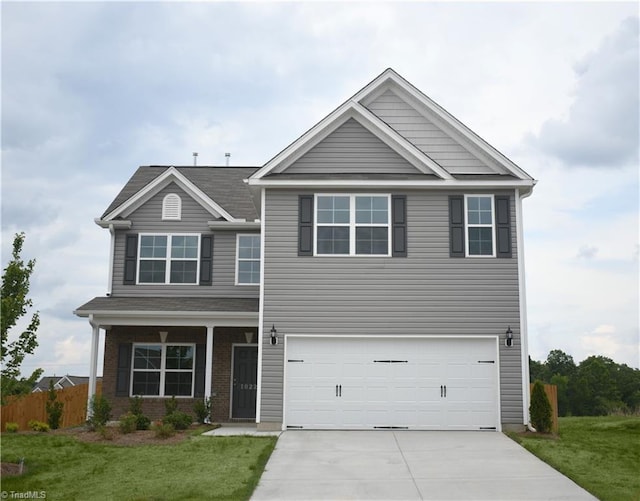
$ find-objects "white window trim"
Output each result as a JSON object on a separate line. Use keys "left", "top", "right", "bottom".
{"left": 464, "top": 194, "right": 496, "bottom": 258}
{"left": 137, "top": 233, "right": 201, "bottom": 285}
{"left": 235, "top": 233, "right": 261, "bottom": 286}
{"left": 162, "top": 193, "right": 182, "bottom": 221}
{"left": 130, "top": 342, "right": 196, "bottom": 398}
{"left": 314, "top": 193, "right": 392, "bottom": 257}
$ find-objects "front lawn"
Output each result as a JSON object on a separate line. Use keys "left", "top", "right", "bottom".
{"left": 510, "top": 416, "right": 640, "bottom": 501}
{"left": 1, "top": 430, "right": 277, "bottom": 501}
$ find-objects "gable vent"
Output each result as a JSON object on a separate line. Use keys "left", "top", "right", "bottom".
{"left": 162, "top": 193, "right": 182, "bottom": 220}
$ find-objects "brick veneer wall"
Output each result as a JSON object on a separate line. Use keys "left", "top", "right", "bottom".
{"left": 103, "top": 325, "right": 258, "bottom": 422}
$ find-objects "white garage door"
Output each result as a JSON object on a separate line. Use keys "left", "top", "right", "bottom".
{"left": 284, "top": 337, "right": 499, "bottom": 430}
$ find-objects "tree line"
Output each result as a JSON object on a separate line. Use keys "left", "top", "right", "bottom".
{"left": 530, "top": 350, "right": 640, "bottom": 416}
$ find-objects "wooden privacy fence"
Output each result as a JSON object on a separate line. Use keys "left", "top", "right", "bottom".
{"left": 530, "top": 383, "right": 558, "bottom": 433}
{"left": 1, "top": 382, "right": 101, "bottom": 431}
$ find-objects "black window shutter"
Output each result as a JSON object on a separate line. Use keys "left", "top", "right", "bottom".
{"left": 194, "top": 343, "right": 207, "bottom": 397}
{"left": 124, "top": 234, "right": 138, "bottom": 284}
{"left": 495, "top": 195, "right": 512, "bottom": 258}
{"left": 115, "top": 343, "right": 132, "bottom": 397}
{"left": 449, "top": 196, "right": 465, "bottom": 258}
{"left": 298, "top": 195, "right": 314, "bottom": 256}
{"left": 391, "top": 195, "right": 407, "bottom": 257}
{"left": 199, "top": 235, "right": 214, "bottom": 285}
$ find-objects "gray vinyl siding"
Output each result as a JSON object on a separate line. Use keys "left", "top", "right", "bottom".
{"left": 111, "top": 183, "right": 258, "bottom": 298}
{"left": 286, "top": 118, "right": 422, "bottom": 175}
{"left": 260, "top": 188, "right": 523, "bottom": 425}
{"left": 366, "top": 90, "right": 503, "bottom": 175}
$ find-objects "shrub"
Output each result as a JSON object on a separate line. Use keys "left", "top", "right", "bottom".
{"left": 97, "top": 425, "right": 115, "bottom": 440}
{"left": 129, "top": 396, "right": 150, "bottom": 430}
{"left": 163, "top": 411, "right": 193, "bottom": 430}
{"left": 28, "top": 420, "right": 50, "bottom": 432}
{"left": 152, "top": 422, "right": 175, "bottom": 439}
{"left": 5, "top": 422, "right": 19, "bottom": 433}
{"left": 45, "top": 380, "right": 64, "bottom": 430}
{"left": 135, "top": 414, "right": 151, "bottom": 431}
{"left": 164, "top": 395, "right": 178, "bottom": 415}
{"left": 193, "top": 398, "right": 211, "bottom": 424}
{"left": 87, "top": 394, "right": 112, "bottom": 430}
{"left": 530, "top": 380, "right": 553, "bottom": 433}
{"left": 119, "top": 412, "right": 138, "bottom": 434}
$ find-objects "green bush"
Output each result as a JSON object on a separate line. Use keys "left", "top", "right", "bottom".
{"left": 193, "top": 398, "right": 211, "bottom": 424}
{"left": 45, "top": 380, "right": 64, "bottom": 430}
{"left": 136, "top": 414, "right": 151, "bottom": 430}
{"left": 129, "top": 396, "right": 150, "bottom": 430}
{"left": 530, "top": 380, "right": 553, "bottom": 433}
{"left": 87, "top": 394, "right": 112, "bottom": 430}
{"left": 163, "top": 411, "right": 193, "bottom": 430}
{"left": 97, "top": 425, "right": 115, "bottom": 440}
{"left": 119, "top": 412, "right": 138, "bottom": 434}
{"left": 164, "top": 395, "right": 178, "bottom": 415}
{"left": 28, "top": 420, "right": 50, "bottom": 432}
{"left": 5, "top": 422, "right": 19, "bottom": 433}
{"left": 152, "top": 422, "right": 175, "bottom": 438}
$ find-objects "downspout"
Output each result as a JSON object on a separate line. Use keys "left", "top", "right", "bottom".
{"left": 515, "top": 188, "right": 533, "bottom": 429}
{"left": 107, "top": 224, "right": 115, "bottom": 296}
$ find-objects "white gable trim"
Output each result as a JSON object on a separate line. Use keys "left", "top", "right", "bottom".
{"left": 358, "top": 70, "right": 533, "bottom": 181}
{"left": 101, "top": 167, "right": 237, "bottom": 222}
{"left": 251, "top": 100, "right": 453, "bottom": 182}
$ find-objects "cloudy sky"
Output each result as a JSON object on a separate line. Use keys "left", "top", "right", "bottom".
{"left": 2, "top": 1, "right": 638, "bottom": 379}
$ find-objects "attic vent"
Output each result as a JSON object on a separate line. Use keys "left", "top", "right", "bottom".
{"left": 162, "top": 193, "right": 182, "bottom": 220}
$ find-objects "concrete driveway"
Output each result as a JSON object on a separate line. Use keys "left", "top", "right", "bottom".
{"left": 252, "top": 431, "right": 596, "bottom": 500}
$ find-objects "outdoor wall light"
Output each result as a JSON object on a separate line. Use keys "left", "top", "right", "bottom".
{"left": 505, "top": 326, "right": 513, "bottom": 347}
{"left": 270, "top": 325, "right": 278, "bottom": 346}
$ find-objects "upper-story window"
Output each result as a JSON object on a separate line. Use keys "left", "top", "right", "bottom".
{"left": 236, "top": 234, "right": 260, "bottom": 285}
{"left": 138, "top": 234, "right": 200, "bottom": 284}
{"left": 465, "top": 195, "right": 495, "bottom": 256}
{"left": 162, "top": 193, "right": 182, "bottom": 220}
{"left": 315, "top": 194, "right": 390, "bottom": 256}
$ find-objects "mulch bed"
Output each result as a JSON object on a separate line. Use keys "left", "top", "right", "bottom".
{"left": 1, "top": 462, "right": 25, "bottom": 477}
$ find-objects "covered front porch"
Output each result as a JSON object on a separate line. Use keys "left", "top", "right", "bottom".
{"left": 74, "top": 297, "right": 260, "bottom": 422}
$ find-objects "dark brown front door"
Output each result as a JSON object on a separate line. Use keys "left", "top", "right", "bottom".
{"left": 232, "top": 345, "right": 258, "bottom": 419}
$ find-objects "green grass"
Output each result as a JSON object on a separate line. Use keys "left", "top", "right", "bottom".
{"left": 1, "top": 432, "right": 277, "bottom": 501}
{"left": 510, "top": 416, "right": 640, "bottom": 501}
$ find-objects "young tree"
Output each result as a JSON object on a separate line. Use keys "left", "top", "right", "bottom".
{"left": 1, "top": 233, "right": 42, "bottom": 401}
{"left": 530, "top": 380, "right": 553, "bottom": 433}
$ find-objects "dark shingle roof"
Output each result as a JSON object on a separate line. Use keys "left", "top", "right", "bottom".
{"left": 75, "top": 296, "right": 259, "bottom": 314}
{"left": 102, "top": 166, "right": 260, "bottom": 221}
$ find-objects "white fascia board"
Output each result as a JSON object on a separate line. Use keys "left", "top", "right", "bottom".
{"left": 101, "top": 167, "right": 237, "bottom": 222}
{"left": 366, "top": 75, "right": 534, "bottom": 181}
{"left": 249, "top": 103, "right": 452, "bottom": 183}
{"left": 351, "top": 103, "right": 453, "bottom": 180}
{"left": 248, "top": 177, "right": 535, "bottom": 192}
{"left": 208, "top": 221, "right": 261, "bottom": 231}
{"left": 94, "top": 218, "right": 132, "bottom": 229}
{"left": 75, "top": 309, "right": 259, "bottom": 327}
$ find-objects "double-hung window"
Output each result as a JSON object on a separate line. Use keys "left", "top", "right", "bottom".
{"left": 465, "top": 195, "right": 495, "bottom": 256}
{"left": 236, "top": 234, "right": 261, "bottom": 285}
{"left": 316, "top": 195, "right": 390, "bottom": 256}
{"left": 131, "top": 343, "right": 195, "bottom": 397}
{"left": 138, "top": 234, "right": 199, "bottom": 284}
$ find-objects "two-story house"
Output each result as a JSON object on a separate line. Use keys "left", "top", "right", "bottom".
{"left": 75, "top": 69, "right": 535, "bottom": 431}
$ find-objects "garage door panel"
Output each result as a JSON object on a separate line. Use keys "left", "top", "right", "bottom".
{"left": 285, "top": 337, "right": 499, "bottom": 430}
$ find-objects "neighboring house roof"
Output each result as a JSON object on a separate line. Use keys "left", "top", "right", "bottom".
{"left": 32, "top": 375, "right": 102, "bottom": 392}
{"left": 100, "top": 166, "right": 260, "bottom": 223}
{"left": 249, "top": 68, "right": 535, "bottom": 193}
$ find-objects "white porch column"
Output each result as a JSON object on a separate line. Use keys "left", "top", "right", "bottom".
{"left": 205, "top": 325, "right": 214, "bottom": 401}
{"left": 86, "top": 319, "right": 100, "bottom": 419}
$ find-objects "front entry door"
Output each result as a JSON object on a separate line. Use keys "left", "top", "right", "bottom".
{"left": 232, "top": 345, "right": 258, "bottom": 419}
